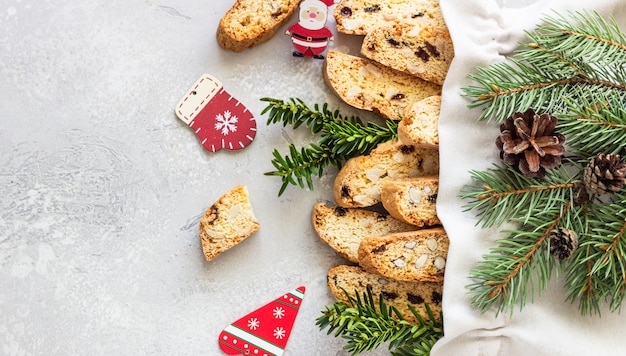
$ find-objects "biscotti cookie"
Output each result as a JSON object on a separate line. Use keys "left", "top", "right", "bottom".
{"left": 357, "top": 227, "right": 448, "bottom": 283}
{"left": 361, "top": 20, "right": 453, "bottom": 85}
{"left": 312, "top": 202, "right": 416, "bottom": 263}
{"left": 199, "top": 185, "right": 260, "bottom": 261}
{"left": 333, "top": 139, "right": 439, "bottom": 208}
{"left": 217, "top": 0, "right": 302, "bottom": 52}
{"left": 323, "top": 51, "right": 441, "bottom": 120}
{"left": 397, "top": 96, "right": 440, "bottom": 148}
{"left": 334, "top": 0, "right": 446, "bottom": 35}
{"left": 380, "top": 176, "right": 440, "bottom": 227}
{"left": 327, "top": 265, "right": 442, "bottom": 322}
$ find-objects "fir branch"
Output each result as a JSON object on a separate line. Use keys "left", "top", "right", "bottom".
{"left": 316, "top": 289, "right": 443, "bottom": 356}
{"left": 463, "top": 11, "right": 626, "bottom": 122}
{"left": 262, "top": 98, "right": 397, "bottom": 195}
{"left": 559, "top": 91, "right": 626, "bottom": 156}
{"left": 468, "top": 202, "right": 577, "bottom": 315}
{"left": 319, "top": 118, "right": 398, "bottom": 156}
{"left": 565, "top": 241, "right": 604, "bottom": 316}
{"left": 565, "top": 194, "right": 626, "bottom": 315}
{"left": 533, "top": 10, "right": 626, "bottom": 65}
{"left": 462, "top": 10, "right": 626, "bottom": 317}
{"left": 464, "top": 67, "right": 626, "bottom": 122}
{"left": 264, "top": 143, "right": 341, "bottom": 196}
{"left": 581, "top": 193, "right": 626, "bottom": 310}
{"left": 261, "top": 97, "right": 370, "bottom": 134}
{"left": 461, "top": 163, "right": 580, "bottom": 228}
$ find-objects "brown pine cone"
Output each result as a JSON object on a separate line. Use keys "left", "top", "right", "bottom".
{"left": 549, "top": 228, "right": 578, "bottom": 261}
{"left": 496, "top": 109, "right": 566, "bottom": 178}
{"left": 583, "top": 153, "right": 626, "bottom": 195}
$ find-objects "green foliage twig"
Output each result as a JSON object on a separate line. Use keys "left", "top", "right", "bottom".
{"left": 461, "top": 10, "right": 626, "bottom": 316}
{"left": 463, "top": 10, "right": 626, "bottom": 127}
{"left": 261, "top": 97, "right": 397, "bottom": 195}
{"left": 461, "top": 163, "right": 580, "bottom": 228}
{"left": 316, "top": 289, "right": 443, "bottom": 356}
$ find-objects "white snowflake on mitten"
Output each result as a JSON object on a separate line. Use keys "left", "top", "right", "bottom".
{"left": 214, "top": 110, "right": 239, "bottom": 135}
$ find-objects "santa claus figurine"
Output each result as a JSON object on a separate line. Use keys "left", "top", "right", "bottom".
{"left": 286, "top": 0, "right": 335, "bottom": 59}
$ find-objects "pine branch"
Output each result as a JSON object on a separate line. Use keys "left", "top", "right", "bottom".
{"left": 530, "top": 10, "right": 626, "bottom": 65}
{"left": 461, "top": 163, "right": 580, "bottom": 228}
{"left": 316, "top": 289, "right": 443, "bottom": 356}
{"left": 462, "top": 10, "right": 626, "bottom": 317}
{"left": 464, "top": 64, "right": 626, "bottom": 123}
{"left": 261, "top": 97, "right": 344, "bottom": 133}
{"left": 264, "top": 143, "right": 341, "bottom": 196}
{"left": 320, "top": 119, "right": 398, "bottom": 156}
{"left": 559, "top": 91, "right": 626, "bottom": 157}
{"left": 262, "top": 98, "right": 397, "bottom": 196}
{"left": 463, "top": 11, "right": 626, "bottom": 123}
{"left": 564, "top": 241, "right": 604, "bottom": 316}
{"left": 468, "top": 202, "right": 578, "bottom": 315}
{"left": 582, "top": 193, "right": 626, "bottom": 307}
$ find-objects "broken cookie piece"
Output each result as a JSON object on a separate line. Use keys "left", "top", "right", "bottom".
{"left": 199, "top": 185, "right": 260, "bottom": 261}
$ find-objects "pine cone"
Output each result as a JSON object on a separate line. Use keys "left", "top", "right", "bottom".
{"left": 583, "top": 153, "right": 626, "bottom": 195}
{"left": 496, "top": 109, "right": 566, "bottom": 178}
{"left": 549, "top": 228, "right": 578, "bottom": 261}
{"left": 572, "top": 182, "right": 590, "bottom": 206}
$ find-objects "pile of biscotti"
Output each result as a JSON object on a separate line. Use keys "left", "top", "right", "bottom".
{"left": 314, "top": 0, "right": 454, "bottom": 322}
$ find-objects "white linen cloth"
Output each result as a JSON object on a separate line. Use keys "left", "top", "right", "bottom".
{"left": 434, "top": 0, "right": 626, "bottom": 355}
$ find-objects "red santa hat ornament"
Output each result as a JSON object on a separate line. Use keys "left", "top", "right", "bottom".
{"left": 219, "top": 286, "right": 306, "bottom": 356}
{"left": 302, "top": 0, "right": 334, "bottom": 10}
{"left": 175, "top": 74, "right": 257, "bottom": 152}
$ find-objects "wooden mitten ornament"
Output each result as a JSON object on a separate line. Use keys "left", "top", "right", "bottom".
{"left": 219, "top": 286, "right": 305, "bottom": 356}
{"left": 176, "top": 74, "right": 256, "bottom": 152}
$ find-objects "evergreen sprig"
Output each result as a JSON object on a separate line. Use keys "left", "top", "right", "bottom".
{"left": 463, "top": 10, "right": 626, "bottom": 123}
{"left": 462, "top": 10, "right": 626, "bottom": 316}
{"left": 468, "top": 200, "right": 585, "bottom": 315}
{"left": 559, "top": 92, "right": 626, "bottom": 157}
{"left": 316, "top": 289, "right": 443, "bottom": 356}
{"left": 261, "top": 97, "right": 398, "bottom": 195}
{"left": 461, "top": 163, "right": 580, "bottom": 228}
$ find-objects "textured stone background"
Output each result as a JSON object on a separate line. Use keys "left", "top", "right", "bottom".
{"left": 0, "top": 0, "right": 532, "bottom": 355}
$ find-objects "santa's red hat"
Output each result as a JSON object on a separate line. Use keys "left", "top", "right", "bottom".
{"left": 301, "top": 0, "right": 336, "bottom": 10}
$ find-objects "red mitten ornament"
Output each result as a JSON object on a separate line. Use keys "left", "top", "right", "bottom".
{"left": 176, "top": 74, "right": 256, "bottom": 152}
{"left": 219, "top": 286, "right": 305, "bottom": 356}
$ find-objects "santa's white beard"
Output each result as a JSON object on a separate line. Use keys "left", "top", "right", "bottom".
{"left": 299, "top": 16, "right": 326, "bottom": 30}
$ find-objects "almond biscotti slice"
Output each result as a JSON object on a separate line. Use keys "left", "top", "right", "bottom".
{"left": 312, "top": 202, "right": 416, "bottom": 263}
{"left": 333, "top": 139, "right": 439, "bottom": 208}
{"left": 323, "top": 51, "right": 441, "bottom": 120}
{"left": 327, "top": 265, "right": 442, "bottom": 322}
{"left": 398, "top": 95, "right": 441, "bottom": 148}
{"left": 360, "top": 20, "right": 454, "bottom": 85}
{"left": 199, "top": 185, "right": 260, "bottom": 261}
{"left": 334, "top": 0, "right": 446, "bottom": 35}
{"left": 357, "top": 227, "right": 448, "bottom": 283}
{"left": 381, "top": 176, "right": 440, "bottom": 227}
{"left": 217, "top": 0, "right": 302, "bottom": 52}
